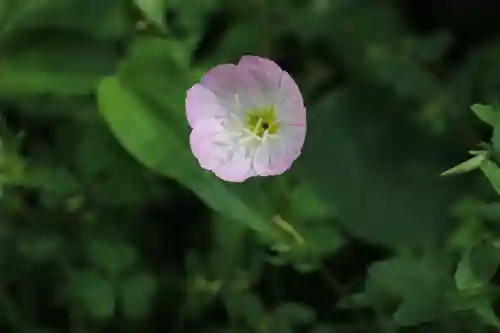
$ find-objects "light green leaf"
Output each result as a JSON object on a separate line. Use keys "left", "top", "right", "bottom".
{"left": 134, "top": 0, "right": 166, "bottom": 28}
{"left": 69, "top": 269, "right": 116, "bottom": 320}
{"left": 480, "top": 160, "right": 500, "bottom": 196}
{"left": 440, "top": 152, "right": 487, "bottom": 176}
{"left": 119, "top": 272, "right": 158, "bottom": 320}
{"left": 471, "top": 104, "right": 497, "bottom": 126}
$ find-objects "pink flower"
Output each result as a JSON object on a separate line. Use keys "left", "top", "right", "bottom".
{"left": 186, "top": 56, "right": 306, "bottom": 182}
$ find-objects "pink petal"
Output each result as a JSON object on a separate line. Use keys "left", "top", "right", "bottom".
{"left": 212, "top": 145, "right": 254, "bottom": 182}
{"left": 186, "top": 84, "right": 228, "bottom": 128}
{"left": 238, "top": 55, "right": 306, "bottom": 126}
{"left": 253, "top": 138, "right": 292, "bottom": 176}
{"left": 201, "top": 63, "right": 268, "bottom": 112}
{"left": 189, "top": 118, "right": 226, "bottom": 171}
{"left": 189, "top": 118, "right": 255, "bottom": 182}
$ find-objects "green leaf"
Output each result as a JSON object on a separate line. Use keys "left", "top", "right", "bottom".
{"left": 69, "top": 269, "right": 116, "bottom": 320}
{"left": 97, "top": 39, "right": 286, "bottom": 243}
{"left": 392, "top": 286, "right": 448, "bottom": 326}
{"left": 119, "top": 272, "right": 158, "bottom": 320}
{"left": 0, "top": 34, "right": 118, "bottom": 96}
{"left": 290, "top": 182, "right": 335, "bottom": 221}
{"left": 300, "top": 89, "right": 454, "bottom": 247}
{"left": 475, "top": 299, "right": 500, "bottom": 329}
{"left": 221, "top": 290, "right": 266, "bottom": 330}
{"left": 269, "top": 303, "right": 316, "bottom": 332}
{"left": 134, "top": 0, "right": 166, "bottom": 29}
{"left": 85, "top": 239, "right": 137, "bottom": 277}
{"left": 455, "top": 242, "right": 500, "bottom": 290}
{"left": 440, "top": 152, "right": 487, "bottom": 176}
{"left": 471, "top": 104, "right": 497, "bottom": 127}
{"left": 480, "top": 160, "right": 500, "bottom": 196}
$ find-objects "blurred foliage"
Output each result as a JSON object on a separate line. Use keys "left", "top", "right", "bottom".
{"left": 2, "top": 0, "right": 500, "bottom": 332}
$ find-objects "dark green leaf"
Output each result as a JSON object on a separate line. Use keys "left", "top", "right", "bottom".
{"left": 300, "top": 89, "right": 454, "bottom": 247}
{"left": 85, "top": 239, "right": 137, "bottom": 277}
{"left": 69, "top": 269, "right": 116, "bottom": 320}
{"left": 119, "top": 272, "right": 158, "bottom": 320}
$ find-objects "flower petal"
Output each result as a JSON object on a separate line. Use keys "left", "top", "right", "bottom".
{"left": 186, "top": 83, "right": 228, "bottom": 128}
{"left": 201, "top": 63, "right": 269, "bottom": 114}
{"left": 212, "top": 145, "right": 254, "bottom": 182}
{"left": 189, "top": 118, "right": 255, "bottom": 182}
{"left": 189, "top": 118, "right": 227, "bottom": 171}
{"left": 253, "top": 136, "right": 297, "bottom": 176}
{"left": 238, "top": 55, "right": 306, "bottom": 125}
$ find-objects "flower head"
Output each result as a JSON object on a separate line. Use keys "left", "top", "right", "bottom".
{"left": 186, "top": 56, "right": 306, "bottom": 182}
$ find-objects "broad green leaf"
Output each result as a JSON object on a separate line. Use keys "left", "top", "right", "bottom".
{"left": 471, "top": 104, "right": 497, "bottom": 127}
{"left": 69, "top": 269, "right": 116, "bottom": 320}
{"left": 300, "top": 89, "right": 455, "bottom": 247}
{"left": 134, "top": 0, "right": 166, "bottom": 29}
{"left": 480, "top": 160, "right": 500, "bottom": 196}
{"left": 97, "top": 39, "right": 287, "bottom": 243}
{"left": 440, "top": 152, "right": 487, "bottom": 176}
{"left": 0, "top": 34, "right": 118, "bottom": 96}
{"left": 119, "top": 272, "right": 158, "bottom": 320}
{"left": 85, "top": 239, "right": 137, "bottom": 277}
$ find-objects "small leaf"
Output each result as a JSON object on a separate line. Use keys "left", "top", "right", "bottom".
{"left": 221, "top": 290, "right": 266, "bottom": 330}
{"left": 471, "top": 104, "right": 497, "bottom": 127}
{"left": 270, "top": 302, "right": 316, "bottom": 332}
{"left": 69, "top": 270, "right": 115, "bottom": 320}
{"left": 290, "top": 182, "right": 335, "bottom": 221}
{"left": 119, "top": 272, "right": 158, "bottom": 320}
{"left": 469, "top": 242, "right": 500, "bottom": 284}
{"left": 134, "top": 0, "right": 166, "bottom": 28}
{"left": 440, "top": 153, "right": 487, "bottom": 176}
{"left": 393, "top": 287, "right": 446, "bottom": 326}
{"left": 480, "top": 160, "right": 500, "bottom": 196}
{"left": 455, "top": 253, "right": 481, "bottom": 291}
{"left": 337, "top": 292, "right": 369, "bottom": 309}
{"left": 85, "top": 239, "right": 137, "bottom": 277}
